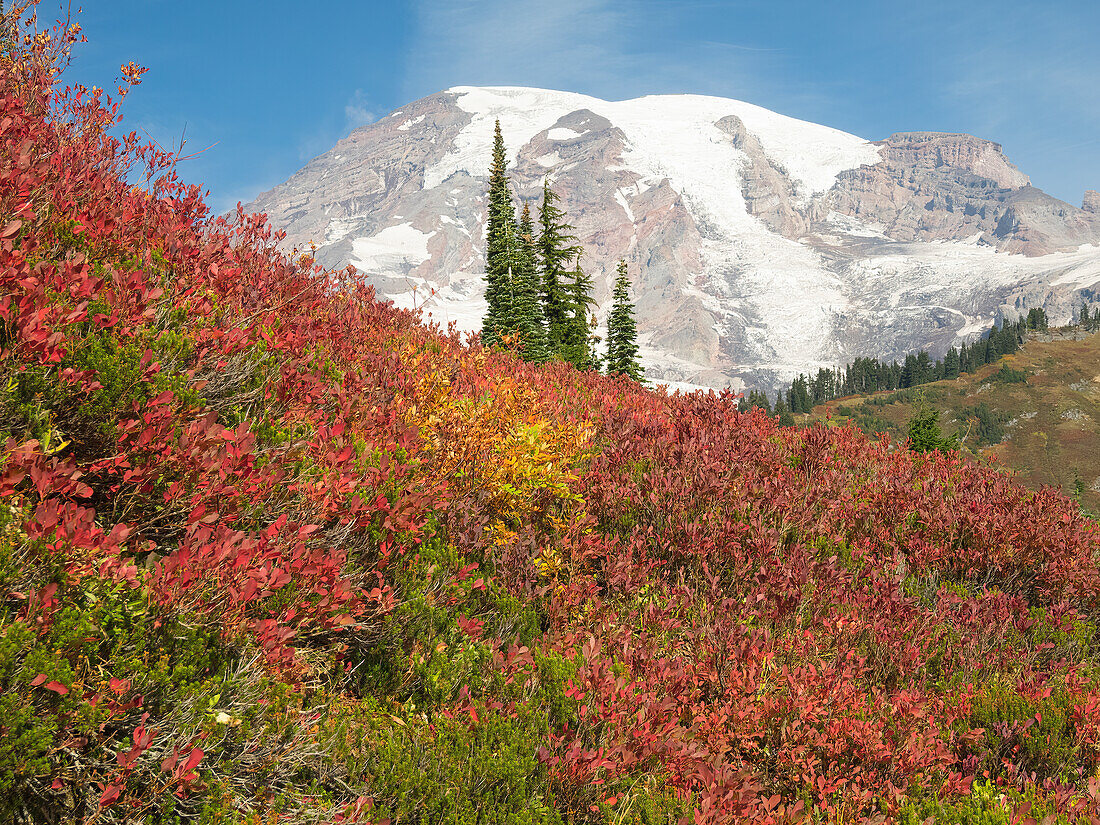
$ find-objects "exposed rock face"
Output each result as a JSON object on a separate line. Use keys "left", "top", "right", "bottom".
{"left": 888, "top": 132, "right": 1030, "bottom": 189}
{"left": 1084, "top": 190, "right": 1100, "bottom": 214}
{"left": 822, "top": 132, "right": 1100, "bottom": 256}
{"left": 246, "top": 87, "right": 1100, "bottom": 393}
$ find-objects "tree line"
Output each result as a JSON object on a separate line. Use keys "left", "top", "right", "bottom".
{"left": 1080, "top": 303, "right": 1100, "bottom": 332}
{"left": 739, "top": 309, "right": 1061, "bottom": 422}
{"left": 481, "top": 121, "right": 642, "bottom": 381}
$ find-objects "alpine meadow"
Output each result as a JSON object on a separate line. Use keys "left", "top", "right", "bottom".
{"left": 3, "top": 4, "right": 1100, "bottom": 825}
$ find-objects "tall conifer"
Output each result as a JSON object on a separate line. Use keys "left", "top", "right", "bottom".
{"left": 512, "top": 201, "right": 549, "bottom": 361}
{"left": 561, "top": 253, "right": 598, "bottom": 370}
{"left": 482, "top": 120, "right": 516, "bottom": 347}
{"left": 537, "top": 180, "right": 582, "bottom": 355}
{"left": 605, "top": 260, "right": 643, "bottom": 380}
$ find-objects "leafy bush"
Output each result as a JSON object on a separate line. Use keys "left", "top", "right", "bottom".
{"left": 1, "top": 6, "right": 1100, "bottom": 823}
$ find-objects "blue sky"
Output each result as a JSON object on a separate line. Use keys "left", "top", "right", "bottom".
{"left": 70, "top": 0, "right": 1099, "bottom": 214}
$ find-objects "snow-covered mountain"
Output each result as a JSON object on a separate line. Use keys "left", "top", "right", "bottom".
{"left": 246, "top": 86, "right": 1100, "bottom": 393}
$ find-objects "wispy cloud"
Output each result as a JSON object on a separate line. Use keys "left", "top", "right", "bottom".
{"left": 401, "top": 0, "right": 800, "bottom": 107}
{"left": 295, "top": 89, "right": 380, "bottom": 163}
{"left": 344, "top": 89, "right": 377, "bottom": 131}
{"left": 403, "top": 0, "right": 631, "bottom": 98}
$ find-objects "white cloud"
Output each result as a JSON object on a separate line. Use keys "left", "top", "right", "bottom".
{"left": 344, "top": 89, "right": 377, "bottom": 131}
{"left": 404, "top": 0, "right": 630, "bottom": 97}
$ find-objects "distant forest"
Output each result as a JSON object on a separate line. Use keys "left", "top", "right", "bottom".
{"left": 741, "top": 305, "right": 1100, "bottom": 421}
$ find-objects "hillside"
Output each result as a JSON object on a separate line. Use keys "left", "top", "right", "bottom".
{"left": 248, "top": 86, "right": 1100, "bottom": 393}
{"left": 4, "top": 9, "right": 1100, "bottom": 825}
{"left": 812, "top": 329, "right": 1100, "bottom": 512}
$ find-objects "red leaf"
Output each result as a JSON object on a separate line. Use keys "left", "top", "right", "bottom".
{"left": 1, "top": 220, "right": 21, "bottom": 238}
{"left": 45, "top": 681, "right": 69, "bottom": 695}
{"left": 183, "top": 746, "right": 203, "bottom": 772}
{"left": 99, "top": 784, "right": 121, "bottom": 807}
{"left": 30, "top": 673, "right": 47, "bottom": 687}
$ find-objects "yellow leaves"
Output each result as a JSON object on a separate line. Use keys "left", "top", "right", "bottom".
{"left": 396, "top": 344, "right": 592, "bottom": 530}
{"left": 535, "top": 544, "right": 563, "bottom": 579}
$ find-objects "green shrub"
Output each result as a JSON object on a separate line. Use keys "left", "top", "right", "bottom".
{"left": 991, "top": 364, "right": 1027, "bottom": 384}
{"left": 900, "top": 780, "right": 1064, "bottom": 825}
{"left": 961, "top": 677, "right": 1095, "bottom": 783}
{"left": 354, "top": 700, "right": 563, "bottom": 824}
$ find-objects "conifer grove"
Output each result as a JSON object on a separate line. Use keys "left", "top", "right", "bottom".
{"left": 481, "top": 122, "right": 636, "bottom": 377}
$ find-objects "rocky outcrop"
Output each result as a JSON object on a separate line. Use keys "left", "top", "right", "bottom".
{"left": 717, "top": 114, "right": 808, "bottom": 238}
{"left": 1084, "top": 190, "right": 1100, "bottom": 214}
{"left": 884, "top": 132, "right": 1030, "bottom": 189}
{"left": 821, "top": 132, "right": 1099, "bottom": 256}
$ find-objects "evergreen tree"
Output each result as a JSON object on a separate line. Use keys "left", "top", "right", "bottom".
{"left": 1026, "top": 307, "right": 1048, "bottom": 331}
{"left": 788, "top": 375, "right": 812, "bottom": 414}
{"left": 943, "top": 347, "right": 960, "bottom": 379}
{"left": 537, "top": 180, "right": 582, "bottom": 356}
{"left": 907, "top": 396, "right": 959, "bottom": 455}
{"left": 774, "top": 393, "right": 795, "bottom": 427}
{"left": 914, "top": 350, "right": 934, "bottom": 385}
{"left": 605, "top": 260, "right": 643, "bottom": 380}
{"left": 482, "top": 121, "right": 517, "bottom": 348}
{"left": 560, "top": 253, "right": 598, "bottom": 370}
{"left": 511, "top": 201, "right": 548, "bottom": 362}
{"left": 900, "top": 354, "right": 917, "bottom": 388}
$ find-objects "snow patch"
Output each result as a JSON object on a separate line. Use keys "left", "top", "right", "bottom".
{"left": 350, "top": 223, "right": 434, "bottom": 276}
{"left": 439, "top": 215, "right": 471, "bottom": 238}
{"left": 614, "top": 189, "right": 634, "bottom": 222}
{"left": 387, "top": 271, "right": 488, "bottom": 333}
{"left": 397, "top": 114, "right": 426, "bottom": 131}
{"left": 535, "top": 151, "right": 563, "bottom": 168}
{"left": 326, "top": 217, "right": 359, "bottom": 244}
{"left": 547, "top": 126, "right": 583, "bottom": 141}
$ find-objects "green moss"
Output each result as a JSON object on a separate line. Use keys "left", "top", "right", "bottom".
{"left": 960, "top": 676, "right": 1096, "bottom": 783}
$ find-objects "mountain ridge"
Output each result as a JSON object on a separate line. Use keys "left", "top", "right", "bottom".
{"left": 247, "top": 85, "right": 1100, "bottom": 393}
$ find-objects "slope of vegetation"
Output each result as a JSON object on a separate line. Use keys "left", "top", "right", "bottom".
{"left": 813, "top": 331, "right": 1100, "bottom": 513}
{"left": 3, "top": 8, "right": 1100, "bottom": 824}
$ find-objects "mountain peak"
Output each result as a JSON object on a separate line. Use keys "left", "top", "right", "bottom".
{"left": 247, "top": 88, "right": 1100, "bottom": 393}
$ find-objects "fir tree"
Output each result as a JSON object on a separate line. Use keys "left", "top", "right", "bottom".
{"left": 537, "top": 180, "right": 582, "bottom": 356}
{"left": 1026, "top": 307, "right": 1048, "bottom": 331}
{"left": 560, "top": 253, "right": 598, "bottom": 370}
{"left": 774, "top": 393, "right": 795, "bottom": 427}
{"left": 482, "top": 120, "right": 516, "bottom": 348}
{"left": 907, "top": 396, "right": 959, "bottom": 455}
{"left": 511, "top": 202, "right": 549, "bottom": 362}
{"left": 943, "top": 347, "right": 960, "bottom": 379}
{"left": 605, "top": 260, "right": 643, "bottom": 380}
{"left": 788, "top": 375, "right": 812, "bottom": 414}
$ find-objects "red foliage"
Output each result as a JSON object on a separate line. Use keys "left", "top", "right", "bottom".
{"left": 3, "top": 5, "right": 1100, "bottom": 821}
